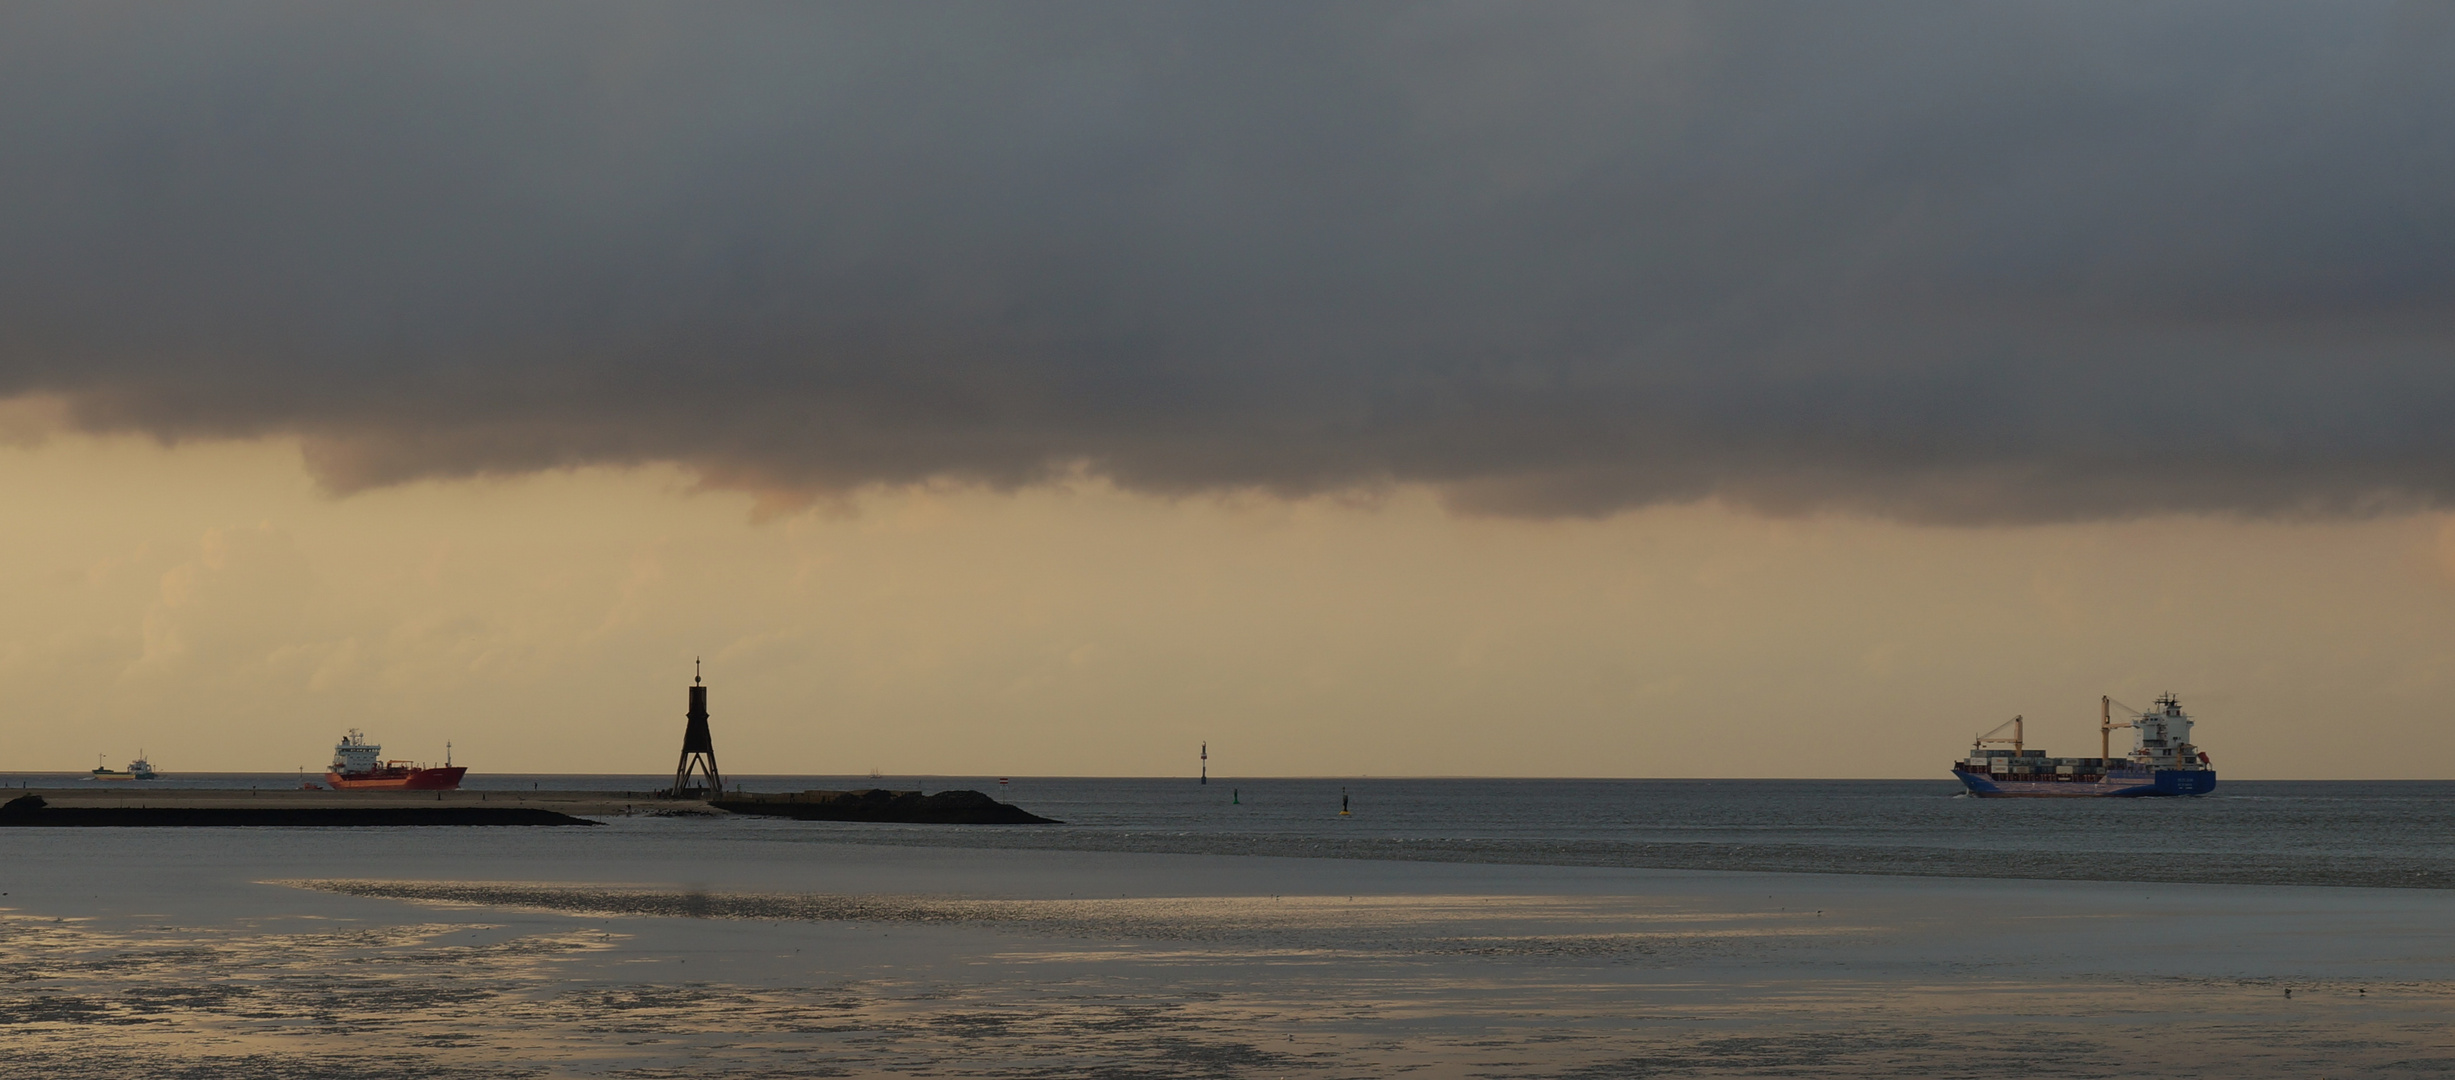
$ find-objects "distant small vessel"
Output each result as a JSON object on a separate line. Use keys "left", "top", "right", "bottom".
{"left": 1952, "top": 694, "right": 2216, "bottom": 798}
{"left": 91, "top": 754, "right": 158, "bottom": 781}
{"left": 325, "top": 730, "right": 466, "bottom": 791}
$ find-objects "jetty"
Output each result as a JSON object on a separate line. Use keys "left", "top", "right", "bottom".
{"left": 715, "top": 789, "right": 1060, "bottom": 824}
{"left": 0, "top": 785, "right": 1055, "bottom": 826}
{"left": 0, "top": 792, "right": 597, "bottom": 827}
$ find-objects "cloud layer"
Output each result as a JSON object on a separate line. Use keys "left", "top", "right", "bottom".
{"left": 3, "top": 2, "right": 2452, "bottom": 521}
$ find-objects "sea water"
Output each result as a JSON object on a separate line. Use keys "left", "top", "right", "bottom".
{"left": 7, "top": 773, "right": 2450, "bottom": 890}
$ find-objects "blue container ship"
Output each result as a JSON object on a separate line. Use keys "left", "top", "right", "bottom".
{"left": 1952, "top": 694, "right": 2215, "bottom": 797}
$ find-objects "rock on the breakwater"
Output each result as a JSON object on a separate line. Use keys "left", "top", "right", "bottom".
{"left": 712, "top": 789, "right": 1060, "bottom": 824}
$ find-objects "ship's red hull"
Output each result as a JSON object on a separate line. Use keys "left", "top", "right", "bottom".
{"left": 325, "top": 766, "right": 466, "bottom": 791}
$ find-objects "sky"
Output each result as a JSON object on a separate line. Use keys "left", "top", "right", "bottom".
{"left": 4, "top": 3, "right": 2454, "bottom": 777}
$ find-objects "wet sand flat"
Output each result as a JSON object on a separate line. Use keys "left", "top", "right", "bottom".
{"left": 3, "top": 821, "right": 2452, "bottom": 1077}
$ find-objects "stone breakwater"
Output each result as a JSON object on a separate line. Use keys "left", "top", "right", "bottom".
{"left": 713, "top": 788, "right": 1062, "bottom": 824}
{"left": 0, "top": 785, "right": 1059, "bottom": 826}
{"left": 0, "top": 793, "right": 596, "bottom": 827}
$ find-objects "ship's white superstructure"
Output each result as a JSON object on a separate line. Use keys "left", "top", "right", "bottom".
{"left": 332, "top": 730, "right": 384, "bottom": 774}
{"left": 2126, "top": 695, "right": 2202, "bottom": 769}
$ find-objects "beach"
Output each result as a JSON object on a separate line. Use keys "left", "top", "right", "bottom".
{"left": 6, "top": 812, "right": 2454, "bottom": 1078}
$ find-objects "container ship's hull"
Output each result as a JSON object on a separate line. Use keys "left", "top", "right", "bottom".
{"left": 325, "top": 766, "right": 466, "bottom": 791}
{"left": 1953, "top": 768, "right": 2214, "bottom": 798}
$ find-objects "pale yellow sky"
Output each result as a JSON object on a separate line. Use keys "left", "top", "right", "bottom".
{"left": 5, "top": 428, "right": 2452, "bottom": 779}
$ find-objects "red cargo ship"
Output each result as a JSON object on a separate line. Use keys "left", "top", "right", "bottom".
{"left": 326, "top": 730, "right": 466, "bottom": 790}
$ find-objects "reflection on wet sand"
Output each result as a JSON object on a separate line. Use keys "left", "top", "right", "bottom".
{"left": 5, "top": 882, "right": 2453, "bottom": 1078}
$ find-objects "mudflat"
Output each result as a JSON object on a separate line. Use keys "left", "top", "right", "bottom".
{"left": 2, "top": 818, "right": 2451, "bottom": 1077}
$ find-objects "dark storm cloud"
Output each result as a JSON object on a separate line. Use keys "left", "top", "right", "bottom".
{"left": 3, "top": 1, "right": 2453, "bottom": 522}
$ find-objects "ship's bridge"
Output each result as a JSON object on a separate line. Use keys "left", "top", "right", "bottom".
{"left": 2129, "top": 694, "right": 2202, "bottom": 769}
{"left": 332, "top": 729, "right": 384, "bottom": 772}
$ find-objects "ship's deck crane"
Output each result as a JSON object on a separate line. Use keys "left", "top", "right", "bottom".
{"left": 1972, "top": 698, "right": 2146, "bottom": 761}
{"left": 2100, "top": 695, "right": 2134, "bottom": 759}
{"left": 1972, "top": 715, "right": 2023, "bottom": 754}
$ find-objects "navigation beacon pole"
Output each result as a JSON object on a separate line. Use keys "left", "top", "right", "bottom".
{"left": 670, "top": 658, "right": 723, "bottom": 799}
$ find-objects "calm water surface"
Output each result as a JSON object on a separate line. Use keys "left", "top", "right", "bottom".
{"left": 8, "top": 773, "right": 2451, "bottom": 890}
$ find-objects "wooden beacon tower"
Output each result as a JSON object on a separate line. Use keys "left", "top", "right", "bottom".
{"left": 670, "top": 660, "right": 723, "bottom": 798}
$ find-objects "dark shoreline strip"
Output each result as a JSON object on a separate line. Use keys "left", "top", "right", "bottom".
{"left": 279, "top": 880, "right": 1667, "bottom": 957}
{"left": 294, "top": 880, "right": 1007, "bottom": 924}
{"left": 0, "top": 797, "right": 594, "bottom": 827}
